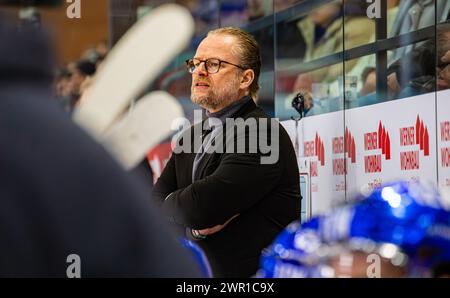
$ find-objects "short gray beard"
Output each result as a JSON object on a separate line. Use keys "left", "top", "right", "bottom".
{"left": 191, "top": 74, "right": 241, "bottom": 112}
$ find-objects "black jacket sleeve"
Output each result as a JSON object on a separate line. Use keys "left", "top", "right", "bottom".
{"left": 162, "top": 151, "right": 284, "bottom": 230}
{"left": 152, "top": 152, "right": 178, "bottom": 204}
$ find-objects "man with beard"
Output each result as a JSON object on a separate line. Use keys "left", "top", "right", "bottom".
{"left": 153, "top": 27, "right": 300, "bottom": 277}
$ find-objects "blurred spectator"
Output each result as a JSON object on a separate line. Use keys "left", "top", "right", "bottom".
{"left": 67, "top": 59, "right": 96, "bottom": 109}
{"left": 431, "top": 22, "right": 450, "bottom": 91}
{"left": 387, "top": 41, "right": 435, "bottom": 96}
{"left": 54, "top": 66, "right": 72, "bottom": 112}
{"left": 246, "top": 0, "right": 265, "bottom": 21}
{"left": 76, "top": 75, "right": 94, "bottom": 107}
{"left": 247, "top": 0, "right": 304, "bottom": 19}
{"left": 295, "top": 0, "right": 374, "bottom": 91}
{"left": 220, "top": 0, "right": 247, "bottom": 27}
{"left": 249, "top": 0, "right": 306, "bottom": 74}
{"left": 348, "top": 0, "right": 399, "bottom": 95}
{"left": 274, "top": 0, "right": 303, "bottom": 13}
{"left": 176, "top": 0, "right": 219, "bottom": 31}
{"left": 285, "top": 0, "right": 373, "bottom": 115}
{"left": 80, "top": 41, "right": 109, "bottom": 69}
{"left": 390, "top": 0, "right": 450, "bottom": 62}
{"left": 380, "top": 0, "right": 450, "bottom": 99}
{"left": 385, "top": 22, "right": 450, "bottom": 97}
{"left": 55, "top": 67, "right": 70, "bottom": 95}
{"left": 176, "top": 0, "right": 219, "bottom": 48}
{"left": 96, "top": 40, "right": 109, "bottom": 58}
{"left": 438, "top": 34, "right": 450, "bottom": 90}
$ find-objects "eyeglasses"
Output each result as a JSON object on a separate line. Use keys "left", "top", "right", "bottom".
{"left": 185, "top": 58, "right": 244, "bottom": 74}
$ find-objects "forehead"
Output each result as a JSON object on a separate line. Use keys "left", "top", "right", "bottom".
{"left": 194, "top": 34, "right": 238, "bottom": 61}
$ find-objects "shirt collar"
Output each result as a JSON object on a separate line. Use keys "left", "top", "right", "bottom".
{"left": 206, "top": 96, "right": 252, "bottom": 123}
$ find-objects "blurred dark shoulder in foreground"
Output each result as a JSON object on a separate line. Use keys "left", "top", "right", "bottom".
{"left": 0, "top": 0, "right": 61, "bottom": 6}
{"left": 0, "top": 16, "right": 201, "bottom": 277}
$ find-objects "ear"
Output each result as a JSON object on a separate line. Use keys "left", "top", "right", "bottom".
{"left": 239, "top": 69, "right": 255, "bottom": 90}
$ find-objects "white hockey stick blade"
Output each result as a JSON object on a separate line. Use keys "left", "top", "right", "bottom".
{"left": 101, "top": 91, "right": 183, "bottom": 170}
{"left": 73, "top": 4, "right": 193, "bottom": 138}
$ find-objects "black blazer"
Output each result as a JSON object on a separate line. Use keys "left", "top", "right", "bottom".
{"left": 153, "top": 99, "right": 301, "bottom": 277}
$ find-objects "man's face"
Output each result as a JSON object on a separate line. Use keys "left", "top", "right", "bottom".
{"left": 191, "top": 34, "right": 243, "bottom": 113}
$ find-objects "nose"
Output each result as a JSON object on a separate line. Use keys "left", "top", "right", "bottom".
{"left": 195, "top": 61, "right": 208, "bottom": 76}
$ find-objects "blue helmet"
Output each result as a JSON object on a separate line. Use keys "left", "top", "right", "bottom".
{"left": 259, "top": 181, "right": 450, "bottom": 277}
{"left": 257, "top": 221, "right": 326, "bottom": 278}
{"left": 179, "top": 238, "right": 213, "bottom": 278}
{"left": 346, "top": 182, "right": 449, "bottom": 257}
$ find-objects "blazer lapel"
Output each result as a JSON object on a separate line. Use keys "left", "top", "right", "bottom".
{"left": 192, "top": 99, "right": 258, "bottom": 181}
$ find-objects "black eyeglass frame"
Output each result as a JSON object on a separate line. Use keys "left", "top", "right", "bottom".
{"left": 185, "top": 58, "right": 245, "bottom": 74}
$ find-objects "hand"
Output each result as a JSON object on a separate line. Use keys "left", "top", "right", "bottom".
{"left": 192, "top": 214, "right": 239, "bottom": 237}
{"left": 441, "top": 49, "right": 450, "bottom": 64}
{"left": 297, "top": 90, "right": 314, "bottom": 110}
{"left": 360, "top": 69, "right": 376, "bottom": 96}
{"left": 387, "top": 72, "right": 401, "bottom": 94}
{"left": 437, "top": 65, "right": 450, "bottom": 90}
{"left": 438, "top": 50, "right": 450, "bottom": 90}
